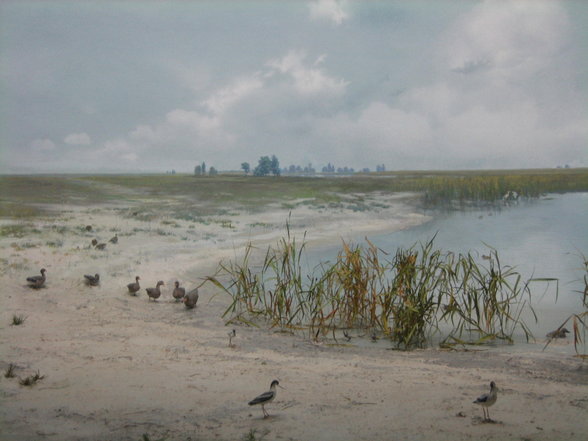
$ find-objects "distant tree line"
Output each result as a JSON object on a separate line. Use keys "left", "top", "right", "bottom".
{"left": 194, "top": 157, "right": 386, "bottom": 177}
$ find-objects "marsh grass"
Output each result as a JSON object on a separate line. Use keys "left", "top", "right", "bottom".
{"left": 209, "top": 230, "right": 535, "bottom": 349}
{"left": 4, "top": 364, "right": 16, "bottom": 378}
{"left": 11, "top": 315, "right": 26, "bottom": 326}
{"left": 19, "top": 370, "right": 45, "bottom": 386}
{"left": 544, "top": 254, "right": 588, "bottom": 357}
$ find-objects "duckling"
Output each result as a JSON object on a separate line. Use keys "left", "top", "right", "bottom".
{"left": 172, "top": 281, "right": 186, "bottom": 301}
{"left": 146, "top": 281, "right": 164, "bottom": 301}
{"left": 546, "top": 327, "right": 570, "bottom": 339}
{"left": 84, "top": 273, "right": 100, "bottom": 286}
{"left": 91, "top": 239, "right": 98, "bottom": 246}
{"left": 127, "top": 276, "right": 140, "bottom": 296}
{"left": 27, "top": 268, "right": 47, "bottom": 289}
{"left": 183, "top": 288, "right": 199, "bottom": 309}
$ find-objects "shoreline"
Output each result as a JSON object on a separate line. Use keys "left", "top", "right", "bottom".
{"left": 1, "top": 193, "right": 587, "bottom": 441}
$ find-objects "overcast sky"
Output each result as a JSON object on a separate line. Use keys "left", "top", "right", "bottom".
{"left": 1, "top": 0, "right": 587, "bottom": 173}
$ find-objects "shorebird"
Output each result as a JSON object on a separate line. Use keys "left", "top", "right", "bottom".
{"left": 228, "top": 329, "right": 236, "bottom": 347}
{"left": 27, "top": 268, "right": 47, "bottom": 288}
{"left": 343, "top": 330, "right": 352, "bottom": 342}
{"left": 146, "top": 281, "right": 164, "bottom": 301}
{"left": 84, "top": 273, "right": 100, "bottom": 286}
{"left": 473, "top": 381, "right": 498, "bottom": 421}
{"left": 183, "top": 288, "right": 199, "bottom": 309}
{"left": 248, "top": 380, "right": 282, "bottom": 418}
{"left": 95, "top": 243, "right": 107, "bottom": 250}
{"left": 172, "top": 281, "right": 186, "bottom": 301}
{"left": 546, "top": 327, "right": 570, "bottom": 339}
{"left": 127, "top": 276, "right": 140, "bottom": 296}
{"left": 108, "top": 234, "right": 118, "bottom": 244}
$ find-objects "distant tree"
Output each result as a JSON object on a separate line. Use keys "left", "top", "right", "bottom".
{"left": 289, "top": 164, "right": 297, "bottom": 174}
{"left": 362, "top": 168, "right": 370, "bottom": 173}
{"left": 254, "top": 156, "right": 272, "bottom": 176}
{"left": 194, "top": 165, "right": 202, "bottom": 175}
{"left": 209, "top": 166, "right": 218, "bottom": 176}
{"left": 270, "top": 155, "right": 280, "bottom": 176}
{"left": 241, "top": 162, "right": 250, "bottom": 175}
{"left": 201, "top": 162, "right": 206, "bottom": 175}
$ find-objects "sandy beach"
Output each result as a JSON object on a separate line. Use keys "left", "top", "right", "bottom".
{"left": 1, "top": 192, "right": 587, "bottom": 441}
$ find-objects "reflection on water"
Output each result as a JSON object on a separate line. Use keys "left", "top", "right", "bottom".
{"left": 307, "top": 193, "right": 588, "bottom": 348}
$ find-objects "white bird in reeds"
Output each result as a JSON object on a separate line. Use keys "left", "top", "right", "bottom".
{"left": 27, "top": 268, "right": 47, "bottom": 288}
{"left": 248, "top": 380, "right": 282, "bottom": 418}
{"left": 473, "top": 381, "right": 498, "bottom": 422}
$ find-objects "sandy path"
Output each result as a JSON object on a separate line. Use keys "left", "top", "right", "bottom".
{"left": 1, "top": 194, "right": 587, "bottom": 441}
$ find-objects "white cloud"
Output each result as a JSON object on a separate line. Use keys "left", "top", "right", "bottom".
{"left": 202, "top": 75, "right": 264, "bottom": 115}
{"left": 30, "top": 138, "right": 56, "bottom": 151}
{"left": 267, "top": 50, "right": 348, "bottom": 96}
{"left": 64, "top": 132, "right": 91, "bottom": 146}
{"left": 309, "top": 0, "right": 349, "bottom": 25}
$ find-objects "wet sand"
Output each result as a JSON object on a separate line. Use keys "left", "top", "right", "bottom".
{"left": 1, "top": 194, "right": 587, "bottom": 441}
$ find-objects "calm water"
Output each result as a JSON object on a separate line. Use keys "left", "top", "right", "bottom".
{"left": 307, "top": 192, "right": 588, "bottom": 346}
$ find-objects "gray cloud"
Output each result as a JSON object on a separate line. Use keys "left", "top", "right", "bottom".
{"left": 1, "top": 1, "right": 586, "bottom": 173}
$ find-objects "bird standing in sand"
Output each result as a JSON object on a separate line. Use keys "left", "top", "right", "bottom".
{"left": 473, "top": 381, "right": 498, "bottom": 421}
{"left": 228, "top": 329, "right": 236, "bottom": 347}
{"left": 546, "top": 327, "right": 570, "bottom": 339}
{"left": 84, "top": 274, "right": 100, "bottom": 286}
{"left": 183, "top": 288, "right": 199, "bottom": 309}
{"left": 248, "top": 380, "right": 282, "bottom": 418}
{"left": 127, "top": 276, "right": 140, "bottom": 296}
{"left": 109, "top": 234, "right": 118, "bottom": 244}
{"left": 146, "top": 281, "right": 164, "bottom": 301}
{"left": 95, "top": 243, "right": 107, "bottom": 250}
{"left": 172, "top": 281, "right": 186, "bottom": 301}
{"left": 27, "top": 268, "right": 47, "bottom": 288}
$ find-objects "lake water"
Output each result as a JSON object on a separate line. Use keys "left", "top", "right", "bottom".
{"left": 307, "top": 192, "right": 588, "bottom": 349}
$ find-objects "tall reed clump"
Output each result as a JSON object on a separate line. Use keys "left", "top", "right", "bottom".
{"left": 210, "top": 231, "right": 536, "bottom": 349}
{"left": 544, "top": 253, "right": 588, "bottom": 357}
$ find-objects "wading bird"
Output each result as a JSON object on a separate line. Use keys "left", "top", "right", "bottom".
{"left": 248, "top": 380, "right": 282, "bottom": 418}
{"left": 473, "top": 381, "right": 498, "bottom": 421}
{"left": 84, "top": 274, "right": 100, "bottom": 286}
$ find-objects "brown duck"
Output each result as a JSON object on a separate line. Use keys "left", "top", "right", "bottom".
{"left": 84, "top": 273, "right": 100, "bottom": 286}
{"left": 183, "top": 288, "right": 199, "bottom": 309}
{"left": 146, "top": 281, "right": 164, "bottom": 301}
{"left": 172, "top": 281, "right": 186, "bottom": 301}
{"left": 27, "top": 268, "right": 47, "bottom": 288}
{"left": 127, "top": 276, "right": 140, "bottom": 295}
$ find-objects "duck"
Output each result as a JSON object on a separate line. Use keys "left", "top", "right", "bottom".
{"left": 84, "top": 273, "right": 100, "bottom": 286}
{"left": 183, "top": 288, "right": 199, "bottom": 309}
{"left": 546, "top": 327, "right": 570, "bottom": 339}
{"left": 172, "top": 281, "right": 186, "bottom": 301}
{"left": 108, "top": 234, "right": 118, "bottom": 244}
{"left": 127, "top": 276, "right": 140, "bottom": 296}
{"left": 91, "top": 239, "right": 98, "bottom": 246}
{"left": 146, "top": 281, "right": 164, "bottom": 301}
{"left": 95, "top": 243, "right": 107, "bottom": 250}
{"left": 27, "top": 268, "right": 47, "bottom": 288}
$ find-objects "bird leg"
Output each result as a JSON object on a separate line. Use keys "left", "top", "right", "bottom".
{"left": 262, "top": 404, "right": 269, "bottom": 418}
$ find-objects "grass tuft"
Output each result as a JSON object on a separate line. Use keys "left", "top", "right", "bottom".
{"left": 19, "top": 370, "right": 45, "bottom": 386}
{"left": 11, "top": 315, "right": 26, "bottom": 326}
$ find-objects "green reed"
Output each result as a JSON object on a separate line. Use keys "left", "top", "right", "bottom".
{"left": 211, "top": 231, "right": 537, "bottom": 349}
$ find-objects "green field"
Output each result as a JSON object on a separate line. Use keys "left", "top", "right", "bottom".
{"left": 1, "top": 168, "right": 587, "bottom": 219}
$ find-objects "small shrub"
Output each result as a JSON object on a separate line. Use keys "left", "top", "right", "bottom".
{"left": 11, "top": 315, "right": 26, "bottom": 326}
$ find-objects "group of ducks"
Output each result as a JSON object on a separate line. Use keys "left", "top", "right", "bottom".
{"left": 126, "top": 276, "right": 199, "bottom": 309}
{"left": 249, "top": 379, "right": 499, "bottom": 421}
{"left": 26, "top": 268, "right": 199, "bottom": 309}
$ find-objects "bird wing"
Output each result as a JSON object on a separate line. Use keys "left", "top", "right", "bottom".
{"left": 248, "top": 390, "right": 275, "bottom": 405}
{"left": 27, "top": 276, "right": 41, "bottom": 283}
{"left": 474, "top": 393, "right": 489, "bottom": 404}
